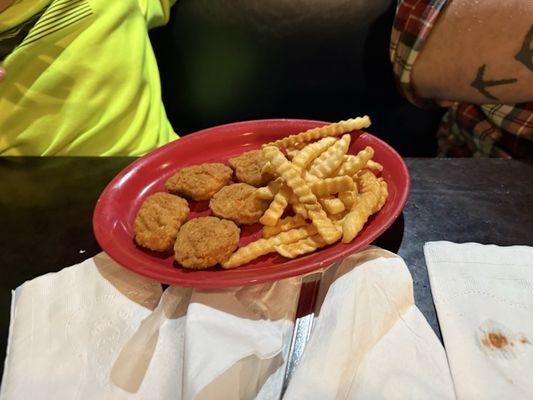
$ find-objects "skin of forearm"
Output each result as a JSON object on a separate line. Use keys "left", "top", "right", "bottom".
{"left": 411, "top": 0, "right": 533, "bottom": 104}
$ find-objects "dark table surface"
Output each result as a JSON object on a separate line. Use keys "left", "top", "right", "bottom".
{"left": 1, "top": 157, "right": 532, "bottom": 377}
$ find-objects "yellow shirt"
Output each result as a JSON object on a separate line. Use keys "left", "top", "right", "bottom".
{"left": 0, "top": 0, "right": 176, "bottom": 156}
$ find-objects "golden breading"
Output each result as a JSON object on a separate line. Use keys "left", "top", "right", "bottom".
{"left": 209, "top": 183, "right": 270, "bottom": 225}
{"left": 165, "top": 163, "right": 232, "bottom": 201}
{"left": 228, "top": 150, "right": 275, "bottom": 187}
{"left": 174, "top": 216, "right": 240, "bottom": 269}
{"left": 134, "top": 192, "right": 190, "bottom": 252}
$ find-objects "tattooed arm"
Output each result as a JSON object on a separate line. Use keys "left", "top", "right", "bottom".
{"left": 411, "top": 0, "right": 533, "bottom": 104}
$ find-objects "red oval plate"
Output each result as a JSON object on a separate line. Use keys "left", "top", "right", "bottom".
{"left": 93, "top": 119, "right": 410, "bottom": 288}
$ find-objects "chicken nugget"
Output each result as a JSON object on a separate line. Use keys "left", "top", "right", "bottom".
{"left": 165, "top": 163, "right": 232, "bottom": 201}
{"left": 134, "top": 192, "right": 190, "bottom": 252}
{"left": 228, "top": 150, "right": 274, "bottom": 187}
{"left": 174, "top": 216, "right": 240, "bottom": 269}
{"left": 209, "top": 183, "right": 270, "bottom": 225}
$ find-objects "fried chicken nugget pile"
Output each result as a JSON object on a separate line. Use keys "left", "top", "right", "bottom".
{"left": 133, "top": 115, "right": 389, "bottom": 270}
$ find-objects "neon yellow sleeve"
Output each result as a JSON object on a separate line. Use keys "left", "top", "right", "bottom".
{"left": 137, "top": 0, "right": 177, "bottom": 29}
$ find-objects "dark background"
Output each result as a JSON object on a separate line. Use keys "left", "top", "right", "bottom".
{"left": 149, "top": 0, "right": 446, "bottom": 157}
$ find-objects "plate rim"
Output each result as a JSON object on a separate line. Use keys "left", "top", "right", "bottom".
{"left": 93, "top": 118, "right": 411, "bottom": 288}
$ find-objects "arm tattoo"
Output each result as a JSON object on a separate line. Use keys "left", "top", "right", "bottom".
{"left": 470, "top": 64, "right": 518, "bottom": 101}
{"left": 515, "top": 25, "right": 533, "bottom": 71}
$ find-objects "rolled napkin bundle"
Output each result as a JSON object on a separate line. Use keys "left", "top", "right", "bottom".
{"left": 425, "top": 241, "right": 533, "bottom": 400}
{"left": 0, "top": 253, "right": 300, "bottom": 400}
{"left": 284, "top": 247, "right": 455, "bottom": 400}
{"left": 0, "top": 253, "right": 183, "bottom": 400}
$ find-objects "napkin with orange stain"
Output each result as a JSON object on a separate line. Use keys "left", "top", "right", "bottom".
{"left": 425, "top": 241, "right": 533, "bottom": 400}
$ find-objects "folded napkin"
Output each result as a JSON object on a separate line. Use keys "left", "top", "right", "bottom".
{"left": 0, "top": 253, "right": 300, "bottom": 400}
{"left": 284, "top": 247, "right": 455, "bottom": 400}
{"left": 425, "top": 242, "right": 533, "bottom": 400}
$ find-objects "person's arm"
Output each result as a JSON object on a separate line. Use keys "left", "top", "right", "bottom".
{"left": 411, "top": 0, "right": 532, "bottom": 104}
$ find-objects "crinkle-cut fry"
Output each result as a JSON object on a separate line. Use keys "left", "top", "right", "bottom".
{"left": 262, "top": 215, "right": 307, "bottom": 238}
{"left": 285, "top": 148, "right": 300, "bottom": 159}
{"left": 261, "top": 162, "right": 277, "bottom": 177}
{"left": 336, "top": 147, "right": 374, "bottom": 177}
{"left": 221, "top": 225, "right": 317, "bottom": 269}
{"left": 329, "top": 211, "right": 347, "bottom": 221}
{"left": 275, "top": 234, "right": 327, "bottom": 259}
{"left": 292, "top": 137, "right": 337, "bottom": 171}
{"left": 265, "top": 116, "right": 371, "bottom": 148}
{"left": 310, "top": 176, "right": 354, "bottom": 197}
{"left": 320, "top": 197, "right": 345, "bottom": 215}
{"left": 255, "top": 178, "right": 283, "bottom": 200}
{"left": 303, "top": 171, "right": 320, "bottom": 183}
{"left": 289, "top": 192, "right": 309, "bottom": 218}
{"left": 259, "top": 184, "right": 291, "bottom": 226}
{"left": 262, "top": 146, "right": 341, "bottom": 244}
{"left": 308, "top": 134, "right": 351, "bottom": 179}
{"left": 341, "top": 171, "right": 386, "bottom": 243}
{"left": 338, "top": 190, "right": 357, "bottom": 208}
{"left": 377, "top": 178, "right": 388, "bottom": 210}
{"left": 366, "top": 159, "right": 383, "bottom": 172}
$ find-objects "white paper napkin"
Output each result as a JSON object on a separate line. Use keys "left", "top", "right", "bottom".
{"left": 284, "top": 247, "right": 455, "bottom": 400}
{"left": 0, "top": 253, "right": 300, "bottom": 400}
{"left": 425, "top": 241, "right": 533, "bottom": 400}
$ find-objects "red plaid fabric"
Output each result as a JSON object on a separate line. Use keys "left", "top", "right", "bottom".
{"left": 390, "top": 0, "right": 533, "bottom": 158}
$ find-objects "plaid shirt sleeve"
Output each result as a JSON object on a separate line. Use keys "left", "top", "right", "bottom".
{"left": 390, "top": 0, "right": 448, "bottom": 107}
{"left": 391, "top": 0, "right": 533, "bottom": 158}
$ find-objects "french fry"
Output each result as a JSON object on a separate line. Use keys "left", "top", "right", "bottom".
{"left": 329, "top": 211, "right": 347, "bottom": 222}
{"left": 265, "top": 116, "right": 371, "bottom": 148}
{"left": 222, "top": 225, "right": 317, "bottom": 269}
{"left": 308, "top": 134, "right": 351, "bottom": 179}
{"left": 255, "top": 178, "right": 283, "bottom": 200}
{"left": 341, "top": 171, "right": 386, "bottom": 243}
{"left": 320, "top": 197, "right": 345, "bottom": 215}
{"left": 262, "top": 146, "right": 341, "bottom": 244}
{"left": 366, "top": 159, "right": 383, "bottom": 172}
{"left": 310, "top": 176, "right": 354, "bottom": 197}
{"left": 303, "top": 171, "right": 320, "bottom": 183}
{"left": 259, "top": 184, "right": 291, "bottom": 226}
{"left": 262, "top": 215, "right": 307, "bottom": 238}
{"left": 275, "top": 234, "right": 327, "bottom": 258}
{"left": 261, "top": 162, "right": 277, "bottom": 177}
{"left": 286, "top": 148, "right": 300, "bottom": 159}
{"left": 338, "top": 190, "right": 357, "bottom": 208}
{"left": 377, "top": 178, "right": 388, "bottom": 210}
{"left": 292, "top": 137, "right": 337, "bottom": 171}
{"left": 289, "top": 192, "right": 309, "bottom": 218}
{"left": 336, "top": 147, "right": 374, "bottom": 176}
